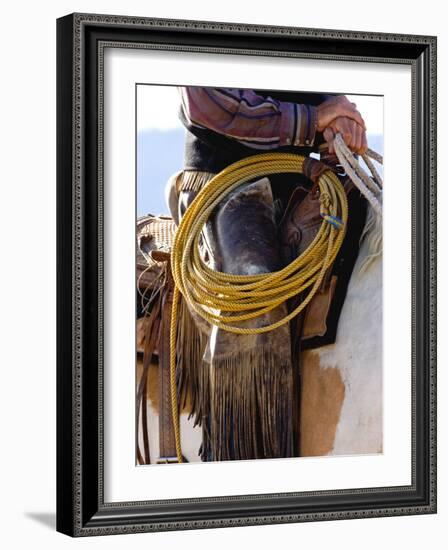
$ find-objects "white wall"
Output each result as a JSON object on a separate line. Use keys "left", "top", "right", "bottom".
{"left": 0, "top": 1, "right": 444, "bottom": 548}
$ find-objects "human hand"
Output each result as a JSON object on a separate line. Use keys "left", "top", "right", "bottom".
{"left": 323, "top": 116, "right": 368, "bottom": 155}
{"left": 316, "top": 95, "right": 366, "bottom": 134}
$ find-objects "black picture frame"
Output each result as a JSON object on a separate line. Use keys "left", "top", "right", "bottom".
{"left": 56, "top": 13, "right": 437, "bottom": 536}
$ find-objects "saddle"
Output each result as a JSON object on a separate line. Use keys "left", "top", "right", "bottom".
{"left": 136, "top": 214, "right": 174, "bottom": 321}
{"left": 136, "top": 214, "right": 207, "bottom": 463}
{"left": 136, "top": 215, "right": 181, "bottom": 464}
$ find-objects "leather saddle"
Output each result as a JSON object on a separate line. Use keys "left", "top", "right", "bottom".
{"left": 279, "top": 155, "right": 367, "bottom": 349}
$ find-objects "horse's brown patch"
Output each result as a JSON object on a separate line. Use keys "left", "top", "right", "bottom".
{"left": 136, "top": 318, "right": 148, "bottom": 354}
{"left": 137, "top": 356, "right": 159, "bottom": 408}
{"left": 299, "top": 350, "right": 345, "bottom": 456}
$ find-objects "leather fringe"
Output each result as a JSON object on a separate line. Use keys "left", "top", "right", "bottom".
{"left": 175, "top": 296, "right": 208, "bottom": 422}
{"left": 174, "top": 297, "right": 295, "bottom": 462}
{"left": 139, "top": 249, "right": 295, "bottom": 464}
{"left": 205, "top": 347, "right": 294, "bottom": 462}
{"left": 177, "top": 170, "right": 216, "bottom": 193}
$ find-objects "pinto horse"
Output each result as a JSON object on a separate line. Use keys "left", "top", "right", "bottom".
{"left": 136, "top": 172, "right": 382, "bottom": 463}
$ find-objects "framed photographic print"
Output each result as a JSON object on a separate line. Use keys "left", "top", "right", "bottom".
{"left": 56, "top": 13, "right": 437, "bottom": 536}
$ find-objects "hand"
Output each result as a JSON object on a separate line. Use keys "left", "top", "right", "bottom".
{"left": 316, "top": 95, "right": 366, "bottom": 133}
{"left": 323, "top": 116, "right": 368, "bottom": 155}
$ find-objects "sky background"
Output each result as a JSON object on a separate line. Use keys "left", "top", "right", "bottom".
{"left": 137, "top": 85, "right": 384, "bottom": 217}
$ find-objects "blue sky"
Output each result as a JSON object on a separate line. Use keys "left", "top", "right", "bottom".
{"left": 137, "top": 86, "right": 383, "bottom": 217}
{"left": 137, "top": 127, "right": 185, "bottom": 216}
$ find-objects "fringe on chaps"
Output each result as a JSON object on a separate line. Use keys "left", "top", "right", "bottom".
{"left": 176, "top": 298, "right": 295, "bottom": 462}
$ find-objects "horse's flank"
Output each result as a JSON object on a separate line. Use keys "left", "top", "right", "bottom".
{"left": 300, "top": 210, "right": 383, "bottom": 456}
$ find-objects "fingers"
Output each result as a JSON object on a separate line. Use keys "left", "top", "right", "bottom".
{"left": 352, "top": 122, "right": 368, "bottom": 154}
{"left": 317, "top": 96, "right": 370, "bottom": 155}
{"left": 329, "top": 117, "right": 354, "bottom": 149}
{"left": 316, "top": 95, "right": 366, "bottom": 132}
{"left": 354, "top": 123, "right": 363, "bottom": 152}
{"left": 323, "top": 127, "right": 335, "bottom": 154}
{"left": 337, "top": 104, "right": 366, "bottom": 130}
{"left": 342, "top": 120, "right": 355, "bottom": 148}
{"left": 360, "top": 130, "right": 368, "bottom": 155}
{"left": 326, "top": 116, "right": 368, "bottom": 154}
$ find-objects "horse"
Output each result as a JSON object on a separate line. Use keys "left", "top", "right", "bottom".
{"left": 136, "top": 154, "right": 382, "bottom": 463}
{"left": 298, "top": 209, "right": 382, "bottom": 456}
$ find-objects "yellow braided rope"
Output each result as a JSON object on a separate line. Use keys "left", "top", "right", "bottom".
{"left": 169, "top": 152, "right": 348, "bottom": 463}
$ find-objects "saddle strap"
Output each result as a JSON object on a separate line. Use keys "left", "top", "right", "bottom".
{"left": 156, "top": 256, "right": 181, "bottom": 463}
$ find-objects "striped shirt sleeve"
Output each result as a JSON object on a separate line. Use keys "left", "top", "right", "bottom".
{"left": 178, "top": 87, "right": 317, "bottom": 150}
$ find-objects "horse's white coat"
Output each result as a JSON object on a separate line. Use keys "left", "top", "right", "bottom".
{"left": 310, "top": 219, "right": 383, "bottom": 455}
{"left": 140, "top": 403, "right": 203, "bottom": 464}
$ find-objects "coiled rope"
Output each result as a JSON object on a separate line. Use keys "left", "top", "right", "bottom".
{"left": 168, "top": 152, "right": 349, "bottom": 462}
{"left": 168, "top": 141, "right": 383, "bottom": 462}
{"left": 333, "top": 133, "right": 383, "bottom": 217}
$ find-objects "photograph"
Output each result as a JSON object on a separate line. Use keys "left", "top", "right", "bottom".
{"left": 135, "top": 85, "right": 384, "bottom": 465}
{"left": 55, "top": 12, "right": 436, "bottom": 535}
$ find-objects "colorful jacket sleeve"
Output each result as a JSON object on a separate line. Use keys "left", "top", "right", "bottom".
{"left": 178, "top": 87, "right": 318, "bottom": 150}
